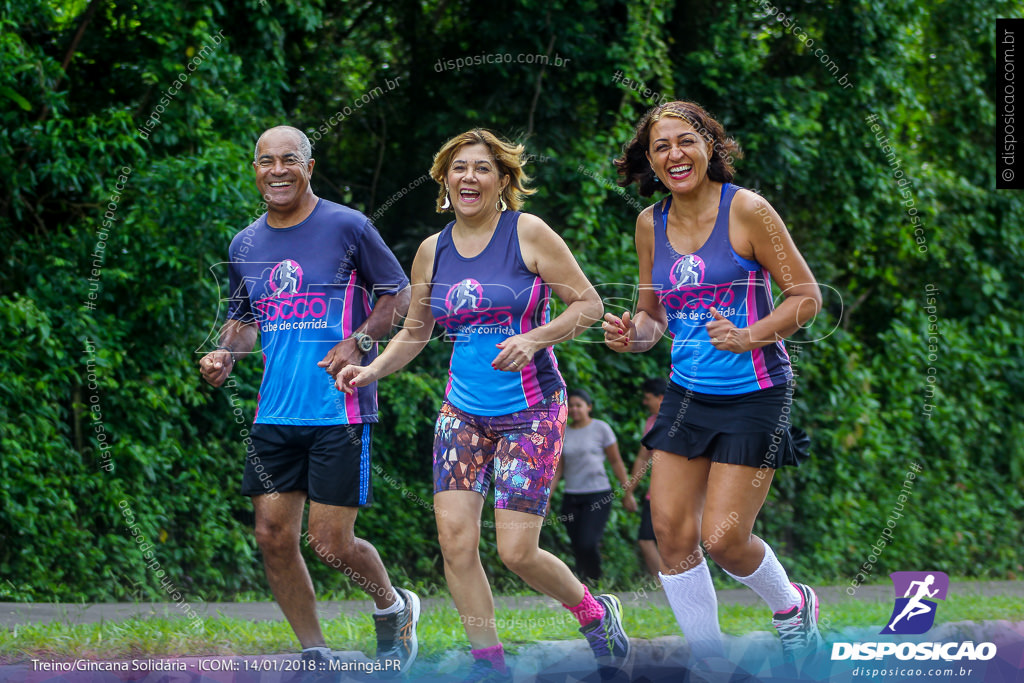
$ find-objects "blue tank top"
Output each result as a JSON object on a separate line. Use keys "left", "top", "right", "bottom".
{"left": 652, "top": 183, "right": 792, "bottom": 394}
{"left": 430, "top": 210, "right": 565, "bottom": 415}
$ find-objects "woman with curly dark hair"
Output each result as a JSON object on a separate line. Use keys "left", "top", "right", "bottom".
{"left": 604, "top": 101, "right": 823, "bottom": 667}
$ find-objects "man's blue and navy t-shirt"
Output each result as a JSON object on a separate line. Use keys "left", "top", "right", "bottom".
{"left": 226, "top": 198, "right": 409, "bottom": 425}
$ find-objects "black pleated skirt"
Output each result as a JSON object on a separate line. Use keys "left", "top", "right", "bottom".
{"left": 641, "top": 381, "right": 810, "bottom": 468}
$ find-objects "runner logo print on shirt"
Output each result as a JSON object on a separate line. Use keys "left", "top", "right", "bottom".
{"left": 446, "top": 278, "right": 483, "bottom": 313}
{"left": 269, "top": 259, "right": 302, "bottom": 296}
{"left": 438, "top": 279, "right": 514, "bottom": 339}
{"left": 670, "top": 254, "right": 706, "bottom": 288}
{"left": 660, "top": 254, "right": 736, "bottom": 319}
{"left": 881, "top": 571, "right": 950, "bottom": 635}
{"left": 254, "top": 259, "right": 329, "bottom": 330}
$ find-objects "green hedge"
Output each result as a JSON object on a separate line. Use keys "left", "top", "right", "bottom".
{"left": 2, "top": 0, "right": 1022, "bottom": 603}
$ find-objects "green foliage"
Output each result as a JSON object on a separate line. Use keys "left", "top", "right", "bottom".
{"left": 1, "top": 0, "right": 1021, "bottom": 606}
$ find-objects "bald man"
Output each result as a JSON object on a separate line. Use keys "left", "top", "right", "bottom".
{"left": 200, "top": 126, "right": 416, "bottom": 675}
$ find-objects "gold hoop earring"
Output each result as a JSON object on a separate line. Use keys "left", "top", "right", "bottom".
{"left": 496, "top": 196, "right": 508, "bottom": 212}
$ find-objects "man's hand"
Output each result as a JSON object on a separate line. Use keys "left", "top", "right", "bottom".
{"left": 317, "top": 338, "right": 362, "bottom": 379}
{"left": 200, "top": 348, "right": 234, "bottom": 388}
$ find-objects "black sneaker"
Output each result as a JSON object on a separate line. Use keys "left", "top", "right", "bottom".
{"left": 462, "top": 658, "right": 513, "bottom": 683}
{"left": 580, "top": 593, "right": 631, "bottom": 671}
{"left": 772, "top": 582, "right": 823, "bottom": 661}
{"left": 374, "top": 587, "right": 421, "bottom": 677}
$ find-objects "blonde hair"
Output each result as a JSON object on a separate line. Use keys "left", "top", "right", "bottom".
{"left": 429, "top": 129, "right": 536, "bottom": 212}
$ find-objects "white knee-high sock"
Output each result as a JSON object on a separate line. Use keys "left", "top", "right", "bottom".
{"left": 723, "top": 541, "right": 801, "bottom": 614}
{"left": 660, "top": 558, "right": 725, "bottom": 659}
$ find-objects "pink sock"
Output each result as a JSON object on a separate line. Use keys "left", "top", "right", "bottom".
{"left": 471, "top": 643, "right": 507, "bottom": 673}
{"left": 563, "top": 584, "right": 605, "bottom": 626}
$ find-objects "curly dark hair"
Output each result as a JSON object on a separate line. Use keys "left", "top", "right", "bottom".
{"left": 614, "top": 101, "right": 743, "bottom": 197}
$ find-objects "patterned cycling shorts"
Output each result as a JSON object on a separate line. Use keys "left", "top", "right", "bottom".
{"left": 432, "top": 389, "right": 567, "bottom": 517}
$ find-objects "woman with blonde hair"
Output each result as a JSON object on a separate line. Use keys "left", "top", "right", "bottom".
{"left": 338, "top": 129, "right": 630, "bottom": 682}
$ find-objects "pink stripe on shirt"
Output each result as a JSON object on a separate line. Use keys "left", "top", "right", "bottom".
{"left": 746, "top": 271, "right": 773, "bottom": 389}
{"left": 518, "top": 276, "right": 545, "bottom": 406}
{"left": 342, "top": 271, "right": 362, "bottom": 422}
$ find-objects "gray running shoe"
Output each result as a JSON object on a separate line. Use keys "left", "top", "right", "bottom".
{"left": 374, "top": 587, "right": 421, "bottom": 677}
{"left": 772, "top": 582, "right": 823, "bottom": 661}
{"left": 580, "top": 593, "right": 631, "bottom": 671}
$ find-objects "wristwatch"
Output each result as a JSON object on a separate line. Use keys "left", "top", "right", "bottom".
{"left": 351, "top": 331, "right": 374, "bottom": 354}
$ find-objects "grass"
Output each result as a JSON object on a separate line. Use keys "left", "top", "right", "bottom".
{"left": 2, "top": 593, "right": 1021, "bottom": 665}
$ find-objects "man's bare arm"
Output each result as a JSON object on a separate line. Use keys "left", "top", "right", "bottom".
{"left": 200, "top": 319, "right": 258, "bottom": 388}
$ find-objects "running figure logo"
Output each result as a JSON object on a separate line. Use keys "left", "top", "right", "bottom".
{"left": 445, "top": 279, "right": 483, "bottom": 313}
{"left": 269, "top": 259, "right": 302, "bottom": 297}
{"left": 880, "top": 571, "right": 950, "bottom": 635}
{"left": 669, "top": 254, "right": 706, "bottom": 288}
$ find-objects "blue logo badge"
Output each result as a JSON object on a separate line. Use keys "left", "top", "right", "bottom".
{"left": 881, "top": 571, "right": 949, "bottom": 635}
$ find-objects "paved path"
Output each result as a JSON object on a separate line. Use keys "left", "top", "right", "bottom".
{"left": 2, "top": 583, "right": 1023, "bottom": 682}
{"left": 3, "top": 581, "right": 1023, "bottom": 627}
{"left": 2, "top": 621, "right": 1022, "bottom": 682}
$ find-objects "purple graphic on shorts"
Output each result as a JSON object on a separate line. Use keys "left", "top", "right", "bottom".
{"left": 446, "top": 278, "right": 483, "bottom": 313}
{"left": 669, "top": 254, "right": 705, "bottom": 288}
{"left": 880, "top": 571, "right": 949, "bottom": 635}
{"left": 432, "top": 391, "right": 567, "bottom": 518}
{"left": 269, "top": 259, "right": 303, "bottom": 296}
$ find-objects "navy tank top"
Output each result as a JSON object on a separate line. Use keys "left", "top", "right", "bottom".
{"left": 652, "top": 183, "right": 792, "bottom": 394}
{"left": 429, "top": 210, "right": 565, "bottom": 415}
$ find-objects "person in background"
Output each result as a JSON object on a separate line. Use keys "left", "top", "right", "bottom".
{"left": 551, "top": 388, "right": 635, "bottom": 584}
{"left": 623, "top": 377, "right": 666, "bottom": 580}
